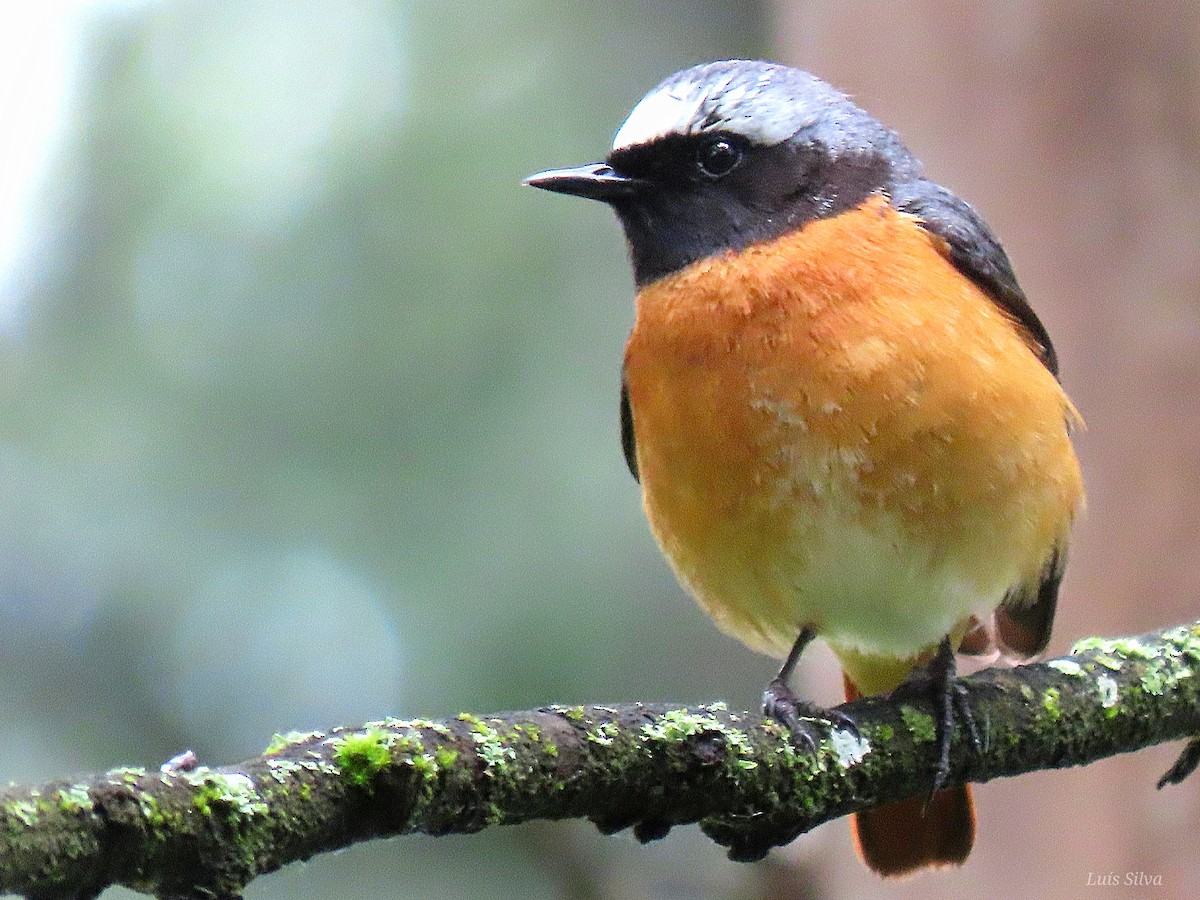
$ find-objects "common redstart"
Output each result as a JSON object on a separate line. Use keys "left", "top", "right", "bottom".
{"left": 525, "top": 60, "right": 1084, "bottom": 877}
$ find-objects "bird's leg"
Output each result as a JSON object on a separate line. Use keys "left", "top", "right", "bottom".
{"left": 762, "top": 625, "right": 859, "bottom": 752}
{"left": 922, "top": 637, "right": 980, "bottom": 794}
{"left": 888, "top": 636, "right": 982, "bottom": 794}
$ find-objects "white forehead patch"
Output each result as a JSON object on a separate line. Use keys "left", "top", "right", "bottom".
{"left": 612, "top": 87, "right": 708, "bottom": 151}
{"left": 611, "top": 61, "right": 831, "bottom": 152}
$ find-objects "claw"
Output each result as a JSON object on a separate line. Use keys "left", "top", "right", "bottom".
{"left": 762, "top": 676, "right": 860, "bottom": 752}
{"left": 762, "top": 624, "right": 863, "bottom": 750}
{"left": 1159, "top": 736, "right": 1200, "bottom": 788}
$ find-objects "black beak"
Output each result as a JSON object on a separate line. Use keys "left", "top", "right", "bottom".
{"left": 523, "top": 163, "right": 642, "bottom": 202}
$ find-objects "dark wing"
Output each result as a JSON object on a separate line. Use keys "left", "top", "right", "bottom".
{"left": 894, "top": 179, "right": 1058, "bottom": 378}
{"left": 996, "top": 550, "right": 1066, "bottom": 659}
{"left": 620, "top": 376, "right": 639, "bottom": 482}
{"left": 895, "top": 178, "right": 1063, "bottom": 654}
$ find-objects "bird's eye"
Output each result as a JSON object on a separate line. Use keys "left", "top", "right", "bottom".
{"left": 695, "top": 137, "right": 743, "bottom": 179}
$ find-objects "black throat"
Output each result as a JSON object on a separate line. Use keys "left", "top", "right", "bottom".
{"left": 607, "top": 138, "right": 893, "bottom": 287}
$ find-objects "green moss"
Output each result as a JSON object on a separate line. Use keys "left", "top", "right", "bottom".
{"left": 587, "top": 721, "right": 620, "bottom": 746}
{"left": 643, "top": 709, "right": 712, "bottom": 745}
{"left": 475, "top": 735, "right": 517, "bottom": 770}
{"left": 1108, "top": 638, "right": 1156, "bottom": 660}
{"left": 56, "top": 784, "right": 94, "bottom": 815}
{"left": 1042, "top": 687, "right": 1062, "bottom": 721}
{"left": 362, "top": 717, "right": 399, "bottom": 734}
{"left": 409, "top": 754, "right": 436, "bottom": 776}
{"left": 900, "top": 706, "right": 936, "bottom": 743}
{"left": 265, "top": 730, "right": 325, "bottom": 755}
{"left": 639, "top": 707, "right": 762, "bottom": 779}
{"left": 1162, "top": 624, "right": 1200, "bottom": 654}
{"left": 298, "top": 755, "right": 339, "bottom": 776}
{"left": 392, "top": 733, "right": 424, "bottom": 755}
{"left": 1047, "top": 659, "right": 1084, "bottom": 677}
{"left": 331, "top": 729, "right": 393, "bottom": 789}
{"left": 721, "top": 729, "right": 754, "bottom": 757}
{"left": 1140, "top": 658, "right": 1190, "bottom": 696}
{"left": 369, "top": 716, "right": 446, "bottom": 733}
{"left": 5, "top": 799, "right": 39, "bottom": 827}
{"left": 457, "top": 717, "right": 517, "bottom": 774}
{"left": 191, "top": 783, "right": 216, "bottom": 815}
{"left": 1071, "top": 635, "right": 1130, "bottom": 656}
{"left": 435, "top": 747, "right": 459, "bottom": 768}
{"left": 106, "top": 766, "right": 147, "bottom": 786}
{"left": 265, "top": 758, "right": 303, "bottom": 783}
{"left": 1069, "top": 635, "right": 1103, "bottom": 654}
{"left": 138, "top": 792, "right": 167, "bottom": 830}
{"left": 1141, "top": 665, "right": 1167, "bottom": 696}
{"left": 1072, "top": 634, "right": 1173, "bottom": 669}
{"left": 185, "top": 771, "right": 268, "bottom": 821}
{"left": 642, "top": 708, "right": 722, "bottom": 742}
{"left": 875, "top": 724, "right": 894, "bottom": 742}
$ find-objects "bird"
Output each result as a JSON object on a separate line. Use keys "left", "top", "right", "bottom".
{"left": 524, "top": 59, "right": 1084, "bottom": 877}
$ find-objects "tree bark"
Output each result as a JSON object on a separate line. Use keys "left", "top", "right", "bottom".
{"left": 2, "top": 622, "right": 1198, "bottom": 900}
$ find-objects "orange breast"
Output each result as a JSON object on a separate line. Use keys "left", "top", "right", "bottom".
{"left": 623, "top": 196, "right": 1083, "bottom": 663}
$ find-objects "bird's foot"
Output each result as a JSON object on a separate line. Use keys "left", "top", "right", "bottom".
{"left": 890, "top": 638, "right": 981, "bottom": 796}
{"left": 762, "top": 677, "right": 860, "bottom": 753}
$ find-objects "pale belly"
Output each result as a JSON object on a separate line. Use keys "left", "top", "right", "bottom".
{"left": 638, "top": 436, "right": 1013, "bottom": 663}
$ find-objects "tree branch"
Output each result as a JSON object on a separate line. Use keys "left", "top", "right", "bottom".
{"left": 3, "top": 622, "right": 1199, "bottom": 899}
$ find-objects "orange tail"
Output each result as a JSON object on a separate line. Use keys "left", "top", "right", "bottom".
{"left": 843, "top": 674, "right": 975, "bottom": 877}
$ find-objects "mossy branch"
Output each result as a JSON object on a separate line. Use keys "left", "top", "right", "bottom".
{"left": 3, "top": 622, "right": 1200, "bottom": 899}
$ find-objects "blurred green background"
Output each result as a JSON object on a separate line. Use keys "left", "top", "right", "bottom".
{"left": 3, "top": 1, "right": 1199, "bottom": 898}
{"left": 0, "top": 2, "right": 775, "bottom": 898}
